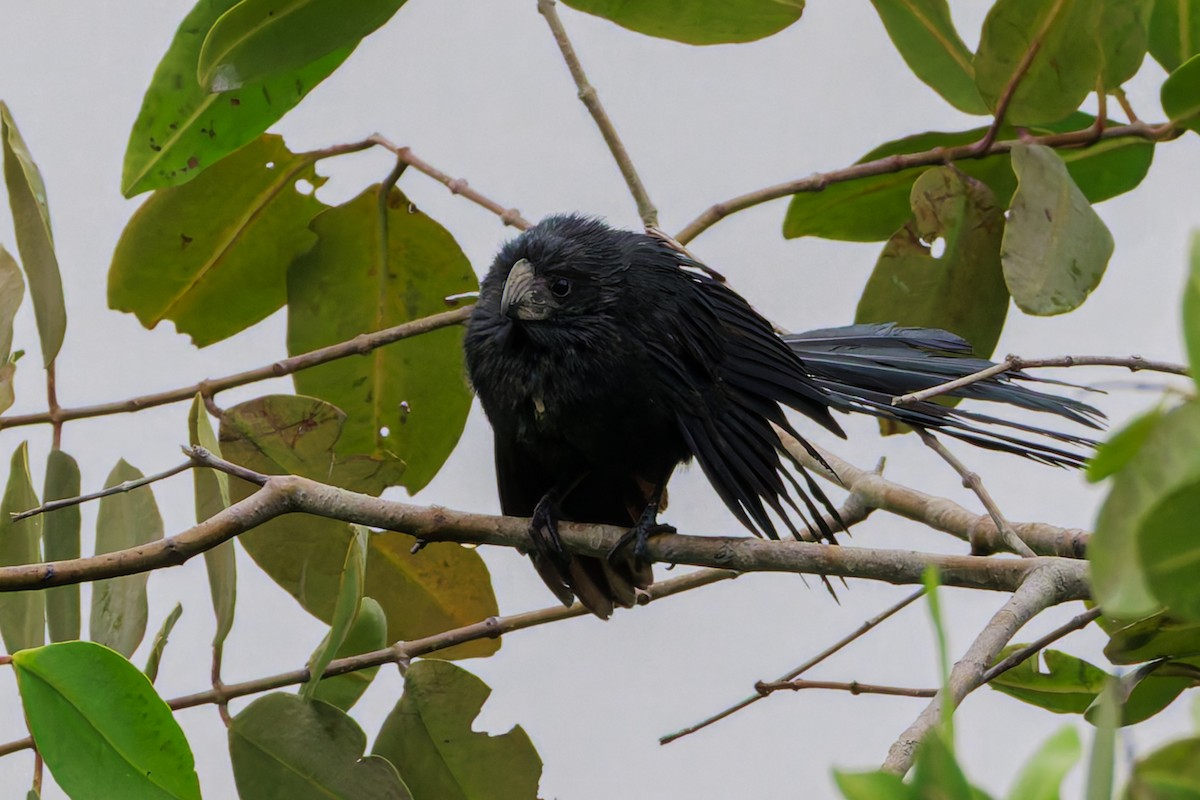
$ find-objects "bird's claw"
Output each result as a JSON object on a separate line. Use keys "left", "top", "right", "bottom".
{"left": 530, "top": 496, "right": 570, "bottom": 570}
{"left": 608, "top": 502, "right": 674, "bottom": 564}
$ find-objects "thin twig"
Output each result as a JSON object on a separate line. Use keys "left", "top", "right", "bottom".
{"left": 893, "top": 354, "right": 1188, "bottom": 407}
{"left": 1114, "top": 88, "right": 1139, "bottom": 123}
{"left": 916, "top": 429, "right": 1035, "bottom": 558}
{"left": 185, "top": 446, "right": 269, "bottom": 486}
{"left": 12, "top": 460, "right": 194, "bottom": 522}
{"left": 660, "top": 588, "right": 924, "bottom": 745}
{"left": 536, "top": 0, "right": 658, "bottom": 228}
{"left": 981, "top": 604, "right": 1103, "bottom": 683}
{"left": 46, "top": 362, "right": 61, "bottom": 449}
{"left": 755, "top": 679, "right": 936, "bottom": 698}
{"left": 674, "top": 121, "right": 1179, "bottom": 245}
{"left": 881, "top": 565, "right": 1071, "bottom": 774}
{"left": 0, "top": 306, "right": 472, "bottom": 430}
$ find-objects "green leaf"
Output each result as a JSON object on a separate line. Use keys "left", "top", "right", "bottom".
{"left": 1002, "top": 143, "right": 1114, "bottom": 316}
{"left": 0, "top": 442, "right": 43, "bottom": 652}
{"left": 304, "top": 527, "right": 368, "bottom": 698}
{"left": 1093, "top": 400, "right": 1200, "bottom": 617}
{"left": 560, "top": 0, "right": 804, "bottom": 45}
{"left": 868, "top": 0, "right": 985, "bottom": 114}
{"left": 0, "top": 244, "right": 26, "bottom": 363}
{"left": 1125, "top": 736, "right": 1200, "bottom": 799}
{"left": 373, "top": 660, "right": 542, "bottom": 800}
{"left": 989, "top": 648, "right": 1108, "bottom": 713}
{"left": 0, "top": 103, "right": 66, "bottom": 366}
{"left": 189, "top": 394, "right": 236, "bottom": 650}
{"left": 1005, "top": 726, "right": 1081, "bottom": 800}
{"left": 912, "top": 731, "right": 973, "bottom": 800}
{"left": 288, "top": 187, "right": 476, "bottom": 493}
{"left": 1138, "top": 479, "right": 1200, "bottom": 619}
{"left": 13, "top": 641, "right": 201, "bottom": 800}
{"left": 90, "top": 460, "right": 164, "bottom": 658}
{"left": 109, "top": 134, "right": 327, "bottom": 347}
{"left": 974, "top": 0, "right": 1102, "bottom": 126}
{"left": 312, "top": 597, "right": 387, "bottom": 711}
{"left": 1085, "top": 682, "right": 1119, "bottom": 800}
{"left": 1149, "top": 0, "right": 1200, "bottom": 72}
{"left": 1109, "top": 660, "right": 1198, "bottom": 726}
{"left": 835, "top": 770, "right": 919, "bottom": 800}
{"left": 199, "top": 0, "right": 406, "bottom": 91}
{"left": 855, "top": 167, "right": 1008, "bottom": 358}
{"left": 42, "top": 449, "right": 82, "bottom": 642}
{"left": 143, "top": 602, "right": 183, "bottom": 683}
{"left": 782, "top": 117, "right": 1152, "bottom": 242}
{"left": 1163, "top": 53, "right": 1200, "bottom": 134}
{"left": 1086, "top": 407, "right": 1166, "bottom": 483}
{"left": 122, "top": 0, "right": 352, "bottom": 196}
{"left": 230, "top": 692, "right": 409, "bottom": 799}
{"left": 220, "top": 395, "right": 499, "bottom": 658}
{"left": 1097, "top": 0, "right": 1152, "bottom": 90}
{"left": 1187, "top": 233, "right": 1200, "bottom": 388}
{"left": 1105, "top": 611, "right": 1200, "bottom": 664}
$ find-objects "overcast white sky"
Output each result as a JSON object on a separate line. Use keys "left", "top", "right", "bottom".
{"left": 0, "top": 2, "right": 1195, "bottom": 798}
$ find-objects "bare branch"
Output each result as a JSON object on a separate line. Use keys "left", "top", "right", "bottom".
{"left": 893, "top": 354, "right": 1188, "bottom": 407}
{"left": 916, "top": 430, "right": 1035, "bottom": 558}
{"left": 12, "top": 460, "right": 194, "bottom": 522}
{"left": 536, "top": 0, "right": 658, "bottom": 228}
{"left": 674, "top": 121, "right": 1179, "bottom": 245}
{"left": 660, "top": 588, "right": 924, "bottom": 745}
{"left": 881, "top": 565, "right": 1073, "bottom": 774}
{"left": 0, "top": 306, "right": 472, "bottom": 431}
{"left": 755, "top": 678, "right": 935, "bottom": 699}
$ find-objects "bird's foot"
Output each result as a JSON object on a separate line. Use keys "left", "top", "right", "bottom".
{"left": 530, "top": 495, "right": 570, "bottom": 571}
{"left": 608, "top": 502, "right": 675, "bottom": 564}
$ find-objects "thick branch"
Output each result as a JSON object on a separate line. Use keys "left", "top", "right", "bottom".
{"left": 675, "top": 121, "right": 1178, "bottom": 244}
{"left": 0, "top": 306, "right": 472, "bottom": 430}
{"left": 537, "top": 0, "right": 658, "bottom": 228}
{"left": 880, "top": 565, "right": 1072, "bottom": 774}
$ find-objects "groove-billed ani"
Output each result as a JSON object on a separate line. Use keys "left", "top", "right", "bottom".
{"left": 464, "top": 215, "right": 1100, "bottom": 618}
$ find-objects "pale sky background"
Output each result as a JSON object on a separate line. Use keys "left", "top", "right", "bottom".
{"left": 0, "top": 2, "right": 1195, "bottom": 798}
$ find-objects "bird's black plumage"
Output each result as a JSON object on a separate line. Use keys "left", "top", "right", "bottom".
{"left": 464, "top": 215, "right": 1100, "bottom": 618}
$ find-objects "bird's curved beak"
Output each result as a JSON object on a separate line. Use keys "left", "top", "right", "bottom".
{"left": 500, "top": 259, "right": 552, "bottom": 321}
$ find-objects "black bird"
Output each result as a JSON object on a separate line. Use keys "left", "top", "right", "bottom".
{"left": 464, "top": 215, "right": 1101, "bottom": 618}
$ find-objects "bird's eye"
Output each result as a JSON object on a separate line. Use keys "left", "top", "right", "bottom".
{"left": 550, "top": 277, "right": 572, "bottom": 298}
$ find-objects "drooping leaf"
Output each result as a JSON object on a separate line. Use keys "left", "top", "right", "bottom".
{"left": 42, "top": 449, "right": 81, "bottom": 642}
{"left": 0, "top": 442, "right": 43, "bottom": 653}
{"left": 13, "top": 641, "right": 201, "bottom": 800}
{"left": 1092, "top": 401, "right": 1200, "bottom": 617}
{"left": 199, "top": 0, "right": 407, "bottom": 91}
{"left": 109, "top": 134, "right": 327, "bottom": 347}
{"left": 1096, "top": 0, "right": 1152, "bottom": 90}
{"left": 1086, "top": 407, "right": 1166, "bottom": 483}
{"left": 1002, "top": 143, "right": 1114, "bottom": 316}
{"left": 783, "top": 116, "right": 1152, "bottom": 242}
{"left": 304, "top": 527, "right": 368, "bottom": 698}
{"left": 122, "top": 0, "right": 352, "bottom": 196}
{"left": 1125, "top": 735, "right": 1200, "bottom": 798}
{"left": 974, "top": 0, "right": 1102, "bottom": 126}
{"left": 989, "top": 648, "right": 1108, "bottom": 714}
{"left": 868, "top": 0, "right": 985, "bottom": 114}
{"left": 189, "top": 394, "right": 236, "bottom": 651}
{"left": 1148, "top": 0, "right": 1200, "bottom": 72}
{"left": 1138, "top": 479, "right": 1200, "bottom": 620}
{"left": 220, "top": 395, "right": 498, "bottom": 658}
{"left": 230, "top": 693, "right": 409, "bottom": 800}
{"left": 373, "top": 660, "right": 542, "bottom": 800}
{"left": 855, "top": 167, "right": 1008, "bottom": 358}
{"left": 143, "top": 602, "right": 183, "bottom": 683}
{"left": 90, "top": 460, "right": 164, "bottom": 658}
{"left": 1105, "top": 611, "right": 1200, "bottom": 664}
{"left": 1005, "top": 726, "right": 1081, "bottom": 800}
{"left": 0, "top": 244, "right": 25, "bottom": 362}
{"left": 1, "top": 103, "right": 65, "bottom": 366}
{"left": 288, "top": 187, "right": 476, "bottom": 493}
{"left": 560, "top": 0, "right": 804, "bottom": 45}
{"left": 312, "top": 597, "right": 387, "bottom": 711}
{"left": 911, "top": 731, "right": 973, "bottom": 800}
{"left": 1162, "top": 53, "right": 1200, "bottom": 134}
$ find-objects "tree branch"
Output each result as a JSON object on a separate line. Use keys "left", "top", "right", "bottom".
{"left": 674, "top": 121, "right": 1179, "bottom": 245}
{"left": 892, "top": 354, "right": 1189, "bottom": 407}
{"left": 12, "top": 460, "right": 194, "bottom": 522}
{"left": 755, "top": 678, "right": 935, "bottom": 699}
{"left": 0, "top": 306, "right": 472, "bottom": 430}
{"left": 880, "top": 565, "right": 1073, "bottom": 774}
{"left": 536, "top": 0, "right": 658, "bottom": 228}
